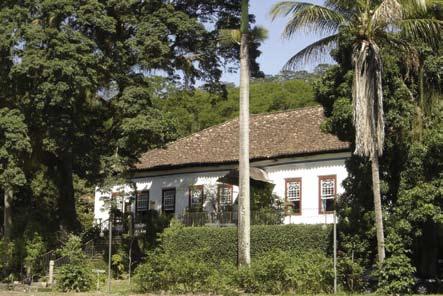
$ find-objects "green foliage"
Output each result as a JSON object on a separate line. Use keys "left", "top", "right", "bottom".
{"left": 134, "top": 251, "right": 236, "bottom": 294}
{"left": 0, "top": 240, "right": 14, "bottom": 276}
{"left": 0, "top": 0, "right": 252, "bottom": 256}
{"left": 134, "top": 248, "right": 333, "bottom": 295}
{"left": 56, "top": 234, "right": 92, "bottom": 292}
{"left": 251, "top": 207, "right": 284, "bottom": 225}
{"left": 337, "top": 256, "right": 365, "bottom": 293}
{"left": 24, "top": 233, "right": 45, "bottom": 275}
{"left": 57, "top": 264, "right": 93, "bottom": 292}
{"left": 250, "top": 184, "right": 284, "bottom": 224}
{"left": 377, "top": 253, "right": 416, "bottom": 295}
{"left": 237, "top": 249, "right": 333, "bottom": 294}
{"left": 159, "top": 221, "right": 331, "bottom": 265}
{"left": 311, "top": 4, "right": 443, "bottom": 287}
{"left": 154, "top": 77, "right": 317, "bottom": 137}
{"left": 58, "top": 235, "right": 86, "bottom": 265}
{"left": 0, "top": 108, "right": 31, "bottom": 189}
{"left": 111, "top": 249, "right": 127, "bottom": 279}
{"left": 142, "top": 209, "right": 173, "bottom": 248}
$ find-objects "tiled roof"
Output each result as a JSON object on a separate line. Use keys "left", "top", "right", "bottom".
{"left": 135, "top": 106, "right": 350, "bottom": 171}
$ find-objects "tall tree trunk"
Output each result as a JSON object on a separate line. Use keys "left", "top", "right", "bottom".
{"left": 238, "top": 0, "right": 251, "bottom": 267}
{"left": 3, "top": 188, "right": 12, "bottom": 240}
{"left": 371, "top": 155, "right": 385, "bottom": 263}
{"left": 58, "top": 150, "right": 81, "bottom": 233}
{"left": 353, "top": 42, "right": 386, "bottom": 264}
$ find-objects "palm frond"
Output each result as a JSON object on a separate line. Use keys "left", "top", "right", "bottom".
{"left": 271, "top": 1, "right": 345, "bottom": 37}
{"left": 250, "top": 26, "right": 269, "bottom": 43}
{"left": 283, "top": 34, "right": 338, "bottom": 70}
{"left": 218, "top": 29, "right": 241, "bottom": 46}
{"left": 372, "top": 0, "right": 403, "bottom": 28}
{"left": 398, "top": 18, "right": 443, "bottom": 48}
{"left": 399, "top": 0, "right": 429, "bottom": 17}
{"left": 324, "top": 0, "right": 361, "bottom": 16}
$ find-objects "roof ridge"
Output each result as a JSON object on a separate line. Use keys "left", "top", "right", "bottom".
{"left": 250, "top": 104, "right": 321, "bottom": 117}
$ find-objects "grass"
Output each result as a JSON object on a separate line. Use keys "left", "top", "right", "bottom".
{"left": 1, "top": 280, "right": 440, "bottom": 295}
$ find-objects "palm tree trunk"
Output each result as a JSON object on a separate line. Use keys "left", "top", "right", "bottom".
{"left": 371, "top": 155, "right": 385, "bottom": 263}
{"left": 3, "top": 188, "right": 12, "bottom": 240}
{"left": 353, "top": 42, "right": 386, "bottom": 264}
{"left": 238, "top": 0, "right": 251, "bottom": 267}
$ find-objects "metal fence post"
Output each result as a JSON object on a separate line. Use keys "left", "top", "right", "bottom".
{"left": 333, "top": 210, "right": 337, "bottom": 294}
{"left": 108, "top": 218, "right": 112, "bottom": 293}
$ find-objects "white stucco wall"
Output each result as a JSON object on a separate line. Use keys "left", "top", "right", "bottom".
{"left": 94, "top": 152, "right": 349, "bottom": 225}
{"left": 266, "top": 157, "right": 347, "bottom": 224}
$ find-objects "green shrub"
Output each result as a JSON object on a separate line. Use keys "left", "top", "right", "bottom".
{"left": 56, "top": 234, "right": 93, "bottom": 292}
{"left": 111, "top": 252, "right": 125, "bottom": 279}
{"left": 377, "top": 253, "right": 416, "bottom": 295}
{"left": 57, "top": 264, "right": 93, "bottom": 292}
{"left": 134, "top": 222, "right": 333, "bottom": 294}
{"left": 0, "top": 240, "right": 14, "bottom": 276}
{"left": 58, "top": 234, "right": 86, "bottom": 264}
{"left": 24, "top": 233, "right": 46, "bottom": 276}
{"left": 236, "top": 249, "right": 334, "bottom": 294}
{"left": 160, "top": 221, "right": 331, "bottom": 264}
{"left": 338, "top": 256, "right": 365, "bottom": 292}
{"left": 133, "top": 250, "right": 236, "bottom": 294}
{"left": 251, "top": 207, "right": 284, "bottom": 225}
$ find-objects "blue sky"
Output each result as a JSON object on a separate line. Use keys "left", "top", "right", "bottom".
{"left": 221, "top": 0, "right": 332, "bottom": 84}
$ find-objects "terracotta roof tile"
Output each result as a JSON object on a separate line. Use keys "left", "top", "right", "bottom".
{"left": 135, "top": 106, "right": 350, "bottom": 171}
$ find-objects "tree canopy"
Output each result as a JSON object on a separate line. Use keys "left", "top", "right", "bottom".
{"left": 0, "top": 0, "right": 262, "bottom": 254}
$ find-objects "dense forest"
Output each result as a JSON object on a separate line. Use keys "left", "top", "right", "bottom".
{"left": 0, "top": 0, "right": 256, "bottom": 274}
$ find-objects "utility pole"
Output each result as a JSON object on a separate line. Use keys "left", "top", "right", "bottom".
{"left": 128, "top": 236, "right": 135, "bottom": 287}
{"left": 333, "top": 210, "right": 337, "bottom": 294}
{"left": 107, "top": 217, "right": 112, "bottom": 293}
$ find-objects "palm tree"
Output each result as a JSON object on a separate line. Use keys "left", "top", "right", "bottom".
{"left": 271, "top": 0, "right": 442, "bottom": 263}
{"left": 218, "top": 3, "right": 267, "bottom": 266}
{"left": 238, "top": 0, "right": 251, "bottom": 267}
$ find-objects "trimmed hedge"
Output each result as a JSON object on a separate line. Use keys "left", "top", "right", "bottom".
{"left": 160, "top": 221, "right": 332, "bottom": 264}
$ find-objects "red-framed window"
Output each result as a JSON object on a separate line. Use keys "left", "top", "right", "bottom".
{"left": 319, "top": 175, "right": 336, "bottom": 213}
{"left": 285, "top": 178, "right": 302, "bottom": 215}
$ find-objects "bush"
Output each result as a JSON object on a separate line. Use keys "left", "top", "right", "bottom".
{"left": 0, "top": 241, "right": 14, "bottom": 275}
{"left": 134, "top": 222, "right": 333, "bottom": 294}
{"left": 24, "top": 233, "right": 46, "bottom": 276}
{"left": 160, "top": 221, "right": 331, "bottom": 264}
{"left": 377, "top": 253, "right": 416, "bottom": 295}
{"left": 133, "top": 251, "right": 236, "bottom": 294}
{"left": 57, "top": 264, "right": 93, "bottom": 292}
{"left": 56, "top": 234, "right": 93, "bottom": 292}
{"left": 338, "top": 256, "right": 365, "bottom": 292}
{"left": 134, "top": 249, "right": 333, "bottom": 295}
{"left": 236, "top": 249, "right": 334, "bottom": 294}
{"left": 58, "top": 234, "right": 86, "bottom": 264}
{"left": 251, "top": 207, "right": 284, "bottom": 225}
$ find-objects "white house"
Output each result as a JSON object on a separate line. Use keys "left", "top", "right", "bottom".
{"left": 94, "top": 106, "right": 351, "bottom": 225}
